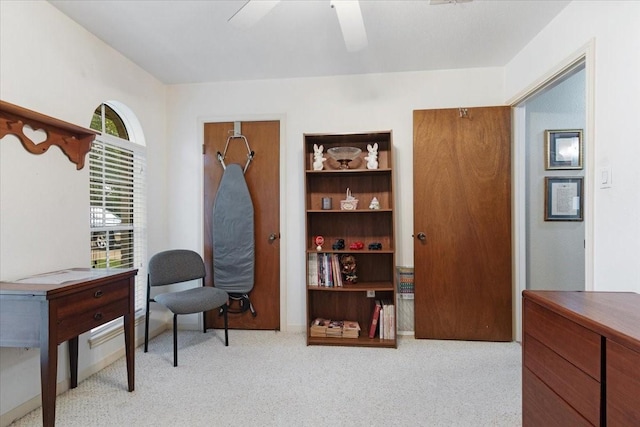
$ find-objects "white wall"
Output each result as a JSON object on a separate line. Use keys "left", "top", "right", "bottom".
{"left": 506, "top": 0, "right": 640, "bottom": 293}
{"left": 166, "top": 68, "right": 505, "bottom": 330}
{"left": 0, "top": 1, "right": 166, "bottom": 423}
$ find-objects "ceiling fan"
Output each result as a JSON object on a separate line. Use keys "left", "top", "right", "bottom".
{"left": 228, "top": 0, "right": 368, "bottom": 52}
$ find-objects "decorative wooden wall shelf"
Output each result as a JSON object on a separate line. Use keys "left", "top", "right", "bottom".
{"left": 0, "top": 100, "right": 98, "bottom": 170}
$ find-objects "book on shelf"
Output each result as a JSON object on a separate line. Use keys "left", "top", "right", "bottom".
{"left": 369, "top": 300, "right": 382, "bottom": 338}
{"left": 382, "top": 299, "right": 395, "bottom": 340}
{"left": 331, "top": 254, "right": 343, "bottom": 287}
{"left": 324, "top": 254, "right": 332, "bottom": 287}
{"left": 379, "top": 302, "right": 385, "bottom": 339}
{"left": 308, "top": 253, "right": 319, "bottom": 286}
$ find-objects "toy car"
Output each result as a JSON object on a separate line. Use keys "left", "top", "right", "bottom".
{"left": 349, "top": 241, "right": 364, "bottom": 250}
{"left": 368, "top": 242, "right": 382, "bottom": 250}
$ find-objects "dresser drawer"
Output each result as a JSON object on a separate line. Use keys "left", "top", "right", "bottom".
{"left": 57, "top": 297, "right": 130, "bottom": 343}
{"left": 55, "top": 278, "right": 130, "bottom": 320}
{"left": 524, "top": 333, "right": 600, "bottom": 424}
{"left": 523, "top": 367, "right": 593, "bottom": 427}
{"left": 607, "top": 339, "right": 640, "bottom": 426}
{"left": 524, "top": 298, "right": 601, "bottom": 380}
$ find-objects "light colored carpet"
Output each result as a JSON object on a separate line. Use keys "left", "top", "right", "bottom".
{"left": 11, "top": 330, "right": 522, "bottom": 426}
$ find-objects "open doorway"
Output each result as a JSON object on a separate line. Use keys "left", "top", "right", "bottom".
{"left": 523, "top": 65, "right": 586, "bottom": 292}
{"left": 512, "top": 48, "right": 594, "bottom": 341}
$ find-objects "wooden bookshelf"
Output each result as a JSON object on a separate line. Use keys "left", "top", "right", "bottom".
{"left": 304, "top": 131, "right": 396, "bottom": 348}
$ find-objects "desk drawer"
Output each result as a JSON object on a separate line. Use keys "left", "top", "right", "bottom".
{"left": 523, "top": 367, "right": 592, "bottom": 427}
{"left": 57, "top": 298, "right": 130, "bottom": 343}
{"left": 524, "top": 333, "right": 600, "bottom": 424}
{"left": 607, "top": 340, "right": 640, "bottom": 425}
{"left": 56, "top": 278, "right": 130, "bottom": 320}
{"left": 524, "top": 299, "right": 601, "bottom": 380}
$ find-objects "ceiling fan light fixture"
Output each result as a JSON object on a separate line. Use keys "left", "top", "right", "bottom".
{"left": 228, "top": 0, "right": 281, "bottom": 29}
{"left": 429, "top": 0, "right": 473, "bottom": 5}
{"left": 330, "top": 0, "right": 368, "bottom": 52}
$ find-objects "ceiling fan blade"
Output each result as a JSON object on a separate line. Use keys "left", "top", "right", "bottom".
{"left": 228, "top": 0, "right": 281, "bottom": 29}
{"left": 330, "top": 0, "right": 368, "bottom": 52}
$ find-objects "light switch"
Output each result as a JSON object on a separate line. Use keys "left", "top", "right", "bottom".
{"left": 600, "top": 166, "right": 612, "bottom": 189}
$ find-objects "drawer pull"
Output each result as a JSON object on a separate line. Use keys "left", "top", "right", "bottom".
{"left": 93, "top": 312, "right": 103, "bottom": 321}
{"left": 94, "top": 290, "right": 103, "bottom": 298}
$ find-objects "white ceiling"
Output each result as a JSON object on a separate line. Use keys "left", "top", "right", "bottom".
{"left": 49, "top": 0, "right": 571, "bottom": 85}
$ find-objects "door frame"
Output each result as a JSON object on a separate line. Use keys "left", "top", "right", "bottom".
{"left": 509, "top": 40, "right": 595, "bottom": 341}
{"left": 197, "top": 113, "right": 288, "bottom": 331}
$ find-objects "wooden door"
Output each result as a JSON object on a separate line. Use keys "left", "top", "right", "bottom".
{"left": 203, "top": 121, "right": 280, "bottom": 330}
{"left": 413, "top": 107, "right": 512, "bottom": 341}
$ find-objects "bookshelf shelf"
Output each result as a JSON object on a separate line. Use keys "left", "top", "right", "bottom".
{"left": 304, "top": 131, "right": 396, "bottom": 347}
{"left": 307, "top": 335, "right": 396, "bottom": 348}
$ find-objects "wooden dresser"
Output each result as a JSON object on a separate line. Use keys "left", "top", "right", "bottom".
{"left": 522, "top": 290, "right": 640, "bottom": 426}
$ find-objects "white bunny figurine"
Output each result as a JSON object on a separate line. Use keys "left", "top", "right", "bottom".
{"left": 365, "top": 143, "right": 379, "bottom": 170}
{"left": 313, "top": 144, "right": 326, "bottom": 170}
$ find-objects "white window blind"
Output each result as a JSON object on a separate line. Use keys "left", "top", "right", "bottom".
{"left": 90, "top": 135, "right": 147, "bottom": 311}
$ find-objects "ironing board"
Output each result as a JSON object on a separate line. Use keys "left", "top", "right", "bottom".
{"left": 212, "top": 163, "right": 255, "bottom": 295}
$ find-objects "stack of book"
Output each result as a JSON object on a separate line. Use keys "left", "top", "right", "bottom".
{"left": 310, "top": 318, "right": 329, "bottom": 337}
{"left": 326, "top": 320, "right": 344, "bottom": 337}
{"left": 309, "top": 318, "right": 361, "bottom": 338}
{"left": 342, "top": 320, "right": 361, "bottom": 338}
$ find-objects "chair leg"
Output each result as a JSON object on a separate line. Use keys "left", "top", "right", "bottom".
{"left": 173, "top": 314, "right": 178, "bottom": 367}
{"left": 144, "top": 293, "right": 150, "bottom": 353}
{"left": 203, "top": 310, "right": 207, "bottom": 333}
{"left": 223, "top": 304, "right": 229, "bottom": 347}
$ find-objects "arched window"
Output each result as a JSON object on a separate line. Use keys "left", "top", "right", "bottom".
{"left": 90, "top": 102, "right": 147, "bottom": 312}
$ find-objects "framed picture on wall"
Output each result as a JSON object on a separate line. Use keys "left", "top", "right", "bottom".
{"left": 544, "top": 177, "right": 583, "bottom": 221}
{"left": 545, "top": 129, "right": 583, "bottom": 170}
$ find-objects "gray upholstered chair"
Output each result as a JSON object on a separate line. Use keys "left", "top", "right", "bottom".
{"left": 144, "top": 249, "right": 228, "bottom": 366}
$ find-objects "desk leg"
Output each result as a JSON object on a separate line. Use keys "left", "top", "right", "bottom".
{"left": 123, "top": 312, "right": 135, "bottom": 391}
{"left": 69, "top": 337, "right": 79, "bottom": 388}
{"left": 40, "top": 303, "right": 57, "bottom": 427}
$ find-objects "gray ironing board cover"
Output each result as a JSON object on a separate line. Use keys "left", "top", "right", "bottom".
{"left": 212, "top": 163, "right": 255, "bottom": 294}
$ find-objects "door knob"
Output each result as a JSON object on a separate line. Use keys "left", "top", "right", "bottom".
{"left": 417, "top": 232, "right": 426, "bottom": 241}
{"left": 268, "top": 233, "right": 278, "bottom": 242}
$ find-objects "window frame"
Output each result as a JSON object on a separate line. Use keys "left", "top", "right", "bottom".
{"left": 89, "top": 104, "right": 147, "bottom": 341}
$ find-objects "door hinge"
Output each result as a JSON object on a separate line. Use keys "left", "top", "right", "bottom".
{"left": 202, "top": 144, "right": 206, "bottom": 155}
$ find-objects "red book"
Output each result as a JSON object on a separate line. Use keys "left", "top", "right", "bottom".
{"left": 368, "top": 300, "right": 382, "bottom": 338}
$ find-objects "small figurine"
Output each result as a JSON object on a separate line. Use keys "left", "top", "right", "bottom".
{"left": 365, "top": 143, "right": 378, "bottom": 170}
{"left": 315, "top": 235, "right": 324, "bottom": 251}
{"left": 340, "top": 254, "right": 358, "bottom": 284}
{"left": 313, "top": 144, "right": 326, "bottom": 171}
{"left": 369, "top": 197, "right": 380, "bottom": 210}
{"left": 332, "top": 239, "right": 345, "bottom": 250}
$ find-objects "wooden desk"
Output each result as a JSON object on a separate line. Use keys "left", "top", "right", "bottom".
{"left": 522, "top": 290, "right": 640, "bottom": 426}
{"left": 0, "top": 268, "right": 137, "bottom": 427}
